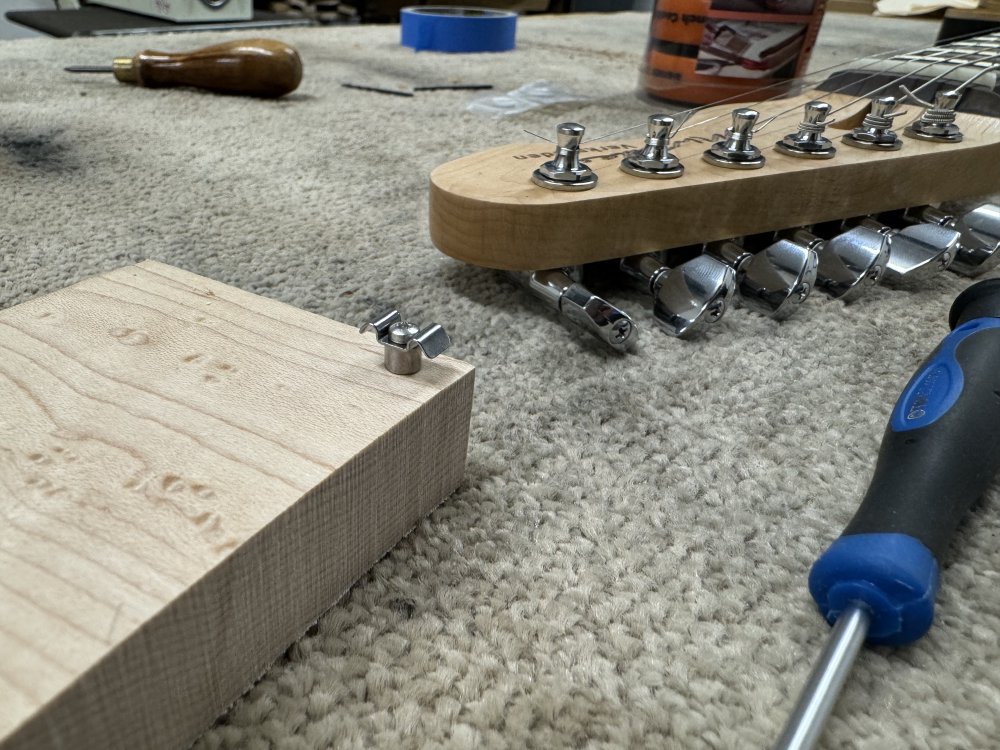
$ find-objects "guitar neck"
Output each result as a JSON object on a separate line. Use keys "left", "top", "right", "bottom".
{"left": 429, "top": 87, "right": 1000, "bottom": 270}
{"left": 820, "top": 31, "right": 1000, "bottom": 116}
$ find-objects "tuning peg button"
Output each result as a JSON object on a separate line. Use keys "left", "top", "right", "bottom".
{"left": 853, "top": 217, "right": 958, "bottom": 282}
{"left": 509, "top": 268, "right": 637, "bottom": 352}
{"left": 620, "top": 253, "right": 736, "bottom": 338}
{"left": 808, "top": 225, "right": 889, "bottom": 302}
{"left": 907, "top": 204, "right": 1000, "bottom": 277}
{"left": 705, "top": 233, "right": 819, "bottom": 320}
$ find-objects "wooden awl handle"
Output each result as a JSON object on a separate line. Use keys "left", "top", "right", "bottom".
{"left": 112, "top": 38, "right": 302, "bottom": 98}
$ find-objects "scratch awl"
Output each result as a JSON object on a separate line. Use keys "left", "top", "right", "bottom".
{"left": 66, "top": 38, "right": 302, "bottom": 98}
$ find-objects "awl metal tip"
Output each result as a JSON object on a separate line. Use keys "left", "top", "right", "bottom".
{"left": 65, "top": 65, "right": 114, "bottom": 74}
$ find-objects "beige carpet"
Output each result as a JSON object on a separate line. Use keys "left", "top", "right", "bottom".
{"left": 3, "top": 11, "right": 999, "bottom": 749}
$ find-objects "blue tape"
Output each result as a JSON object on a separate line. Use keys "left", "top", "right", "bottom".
{"left": 400, "top": 6, "right": 517, "bottom": 53}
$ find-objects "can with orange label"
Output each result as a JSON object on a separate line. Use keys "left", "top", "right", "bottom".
{"left": 641, "top": 0, "right": 826, "bottom": 105}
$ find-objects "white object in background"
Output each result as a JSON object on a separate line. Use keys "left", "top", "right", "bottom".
{"left": 875, "top": 0, "right": 977, "bottom": 15}
{"left": 87, "top": 0, "right": 253, "bottom": 22}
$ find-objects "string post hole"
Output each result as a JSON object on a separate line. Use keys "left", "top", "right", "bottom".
{"left": 775, "top": 101, "right": 837, "bottom": 160}
{"left": 620, "top": 114, "right": 684, "bottom": 179}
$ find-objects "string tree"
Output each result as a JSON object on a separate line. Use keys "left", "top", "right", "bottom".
{"left": 359, "top": 310, "right": 451, "bottom": 375}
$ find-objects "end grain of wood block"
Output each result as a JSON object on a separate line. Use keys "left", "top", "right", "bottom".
{"left": 0, "top": 260, "right": 475, "bottom": 750}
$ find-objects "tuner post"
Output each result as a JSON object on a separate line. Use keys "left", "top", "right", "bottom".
{"left": 905, "top": 89, "right": 964, "bottom": 143}
{"left": 620, "top": 114, "right": 684, "bottom": 179}
{"left": 531, "top": 122, "right": 598, "bottom": 191}
{"left": 843, "top": 96, "right": 904, "bottom": 151}
{"left": 703, "top": 108, "right": 765, "bottom": 169}
{"left": 775, "top": 101, "right": 836, "bottom": 160}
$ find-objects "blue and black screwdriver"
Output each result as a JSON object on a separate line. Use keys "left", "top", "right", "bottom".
{"left": 774, "top": 278, "right": 1000, "bottom": 750}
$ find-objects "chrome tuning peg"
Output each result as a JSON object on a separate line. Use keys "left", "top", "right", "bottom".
{"left": 359, "top": 309, "right": 450, "bottom": 375}
{"left": 843, "top": 96, "right": 904, "bottom": 151}
{"left": 904, "top": 89, "right": 963, "bottom": 143}
{"left": 805, "top": 224, "right": 889, "bottom": 301}
{"left": 704, "top": 233, "right": 819, "bottom": 320}
{"left": 507, "top": 268, "right": 637, "bottom": 352}
{"left": 619, "top": 253, "right": 736, "bottom": 338}
{"left": 904, "top": 204, "right": 1000, "bottom": 277}
{"left": 850, "top": 216, "right": 959, "bottom": 282}
{"left": 531, "top": 122, "right": 598, "bottom": 191}
{"left": 775, "top": 101, "right": 836, "bottom": 159}
{"left": 620, "top": 114, "right": 684, "bottom": 179}
{"left": 703, "top": 108, "right": 765, "bottom": 169}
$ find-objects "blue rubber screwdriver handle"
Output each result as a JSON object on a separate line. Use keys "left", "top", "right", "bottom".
{"left": 810, "top": 278, "right": 1000, "bottom": 645}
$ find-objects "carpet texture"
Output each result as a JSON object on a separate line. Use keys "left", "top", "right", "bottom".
{"left": 3, "top": 11, "right": 1000, "bottom": 749}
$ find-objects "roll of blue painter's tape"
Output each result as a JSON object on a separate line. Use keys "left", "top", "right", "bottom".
{"left": 400, "top": 7, "right": 517, "bottom": 53}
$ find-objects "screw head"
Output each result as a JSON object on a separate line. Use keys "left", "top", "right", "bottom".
{"left": 611, "top": 319, "right": 633, "bottom": 343}
{"left": 388, "top": 321, "right": 419, "bottom": 345}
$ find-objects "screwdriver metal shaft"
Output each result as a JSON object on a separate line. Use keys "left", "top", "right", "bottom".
{"left": 773, "top": 603, "right": 871, "bottom": 750}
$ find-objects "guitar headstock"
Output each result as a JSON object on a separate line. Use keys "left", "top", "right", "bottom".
{"left": 429, "top": 89, "right": 1000, "bottom": 271}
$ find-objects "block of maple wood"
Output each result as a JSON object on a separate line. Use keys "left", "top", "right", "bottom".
{"left": 0, "top": 261, "right": 475, "bottom": 750}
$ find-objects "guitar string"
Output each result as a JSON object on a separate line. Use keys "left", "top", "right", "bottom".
{"left": 675, "top": 29, "right": 1000, "bottom": 122}
{"left": 523, "top": 37, "right": 949, "bottom": 144}
{"left": 751, "top": 48, "right": 1000, "bottom": 136}
{"left": 663, "top": 42, "right": 1000, "bottom": 161}
{"left": 580, "top": 27, "right": 1000, "bottom": 144}
{"left": 522, "top": 36, "right": 997, "bottom": 146}
{"left": 687, "top": 38, "right": 1000, "bottom": 140}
